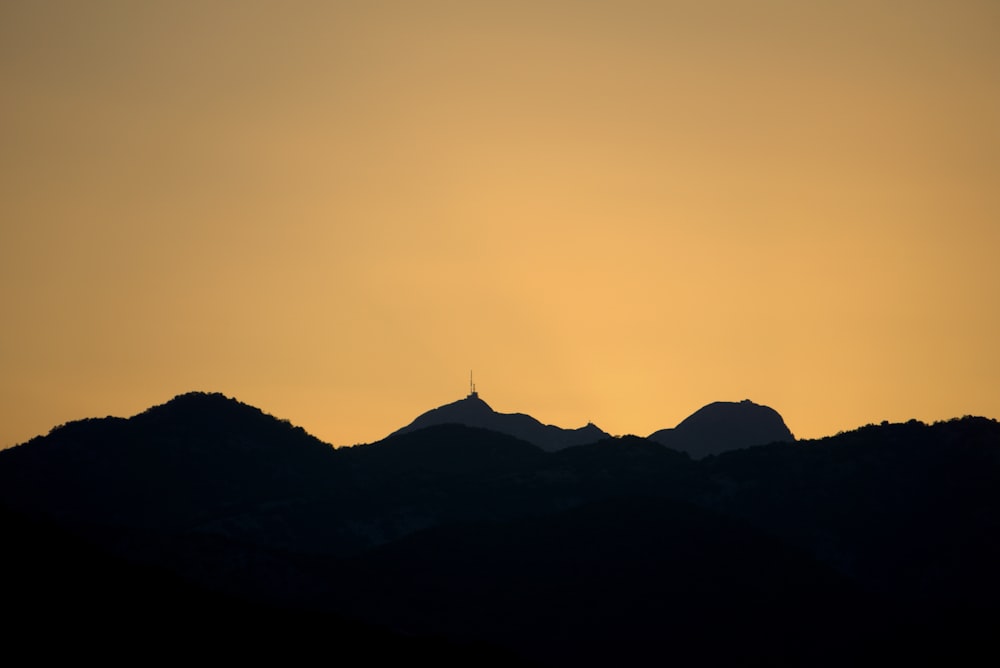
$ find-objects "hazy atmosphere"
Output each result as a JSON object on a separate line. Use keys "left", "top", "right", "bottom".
{"left": 3, "top": 0, "right": 998, "bottom": 448}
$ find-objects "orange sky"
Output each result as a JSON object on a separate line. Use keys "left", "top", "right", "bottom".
{"left": 2, "top": 1, "right": 998, "bottom": 448}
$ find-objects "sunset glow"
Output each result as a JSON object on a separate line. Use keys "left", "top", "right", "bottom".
{"left": 2, "top": 1, "right": 998, "bottom": 448}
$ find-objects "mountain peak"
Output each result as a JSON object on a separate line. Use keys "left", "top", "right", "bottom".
{"left": 648, "top": 399, "right": 794, "bottom": 458}
{"left": 423, "top": 392, "right": 496, "bottom": 421}
{"left": 388, "top": 392, "right": 610, "bottom": 452}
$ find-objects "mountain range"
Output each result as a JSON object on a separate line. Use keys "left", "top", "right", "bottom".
{"left": 390, "top": 389, "right": 794, "bottom": 456}
{"left": 2, "top": 391, "right": 998, "bottom": 666}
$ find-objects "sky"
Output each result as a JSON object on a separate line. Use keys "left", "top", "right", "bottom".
{"left": 2, "top": 0, "right": 998, "bottom": 448}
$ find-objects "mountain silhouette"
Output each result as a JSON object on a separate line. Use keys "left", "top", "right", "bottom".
{"left": 389, "top": 389, "right": 610, "bottom": 452}
{"left": 0, "top": 392, "right": 343, "bottom": 534}
{"left": 648, "top": 399, "right": 794, "bottom": 457}
{"left": 3, "top": 391, "right": 999, "bottom": 667}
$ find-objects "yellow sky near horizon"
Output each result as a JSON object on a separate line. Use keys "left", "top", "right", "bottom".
{"left": 2, "top": 1, "right": 998, "bottom": 448}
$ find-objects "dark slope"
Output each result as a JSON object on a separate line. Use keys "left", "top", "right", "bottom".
{"left": 0, "top": 392, "right": 343, "bottom": 532}
{"left": 317, "top": 425, "right": 556, "bottom": 553}
{"left": 349, "top": 422, "right": 546, "bottom": 478}
{"left": 389, "top": 391, "right": 610, "bottom": 452}
{"left": 332, "top": 431, "right": 711, "bottom": 556}
{"left": 333, "top": 495, "right": 861, "bottom": 668}
{"left": 648, "top": 399, "right": 794, "bottom": 457}
{"left": 702, "top": 417, "right": 1000, "bottom": 605}
{"left": 0, "top": 502, "right": 528, "bottom": 667}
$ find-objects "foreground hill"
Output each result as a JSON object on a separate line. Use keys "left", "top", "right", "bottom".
{"left": 2, "top": 392, "right": 998, "bottom": 666}
{"left": 700, "top": 417, "right": 1000, "bottom": 605}
{"left": 0, "top": 392, "right": 342, "bottom": 531}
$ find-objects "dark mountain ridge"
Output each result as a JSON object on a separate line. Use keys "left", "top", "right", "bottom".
{"left": 2, "top": 391, "right": 999, "bottom": 666}
{"left": 393, "top": 391, "right": 794, "bottom": 457}
{"left": 0, "top": 392, "right": 342, "bottom": 532}
{"left": 648, "top": 398, "right": 795, "bottom": 457}
{"left": 389, "top": 390, "right": 610, "bottom": 451}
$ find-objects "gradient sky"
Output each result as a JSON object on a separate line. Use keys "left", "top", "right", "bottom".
{"left": 2, "top": 1, "right": 998, "bottom": 448}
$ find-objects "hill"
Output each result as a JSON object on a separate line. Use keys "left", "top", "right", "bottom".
{"left": 389, "top": 389, "right": 609, "bottom": 451}
{"left": 2, "top": 392, "right": 999, "bottom": 666}
{"left": 648, "top": 398, "right": 795, "bottom": 457}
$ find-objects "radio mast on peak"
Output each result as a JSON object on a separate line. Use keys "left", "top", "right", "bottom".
{"left": 469, "top": 370, "right": 478, "bottom": 398}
